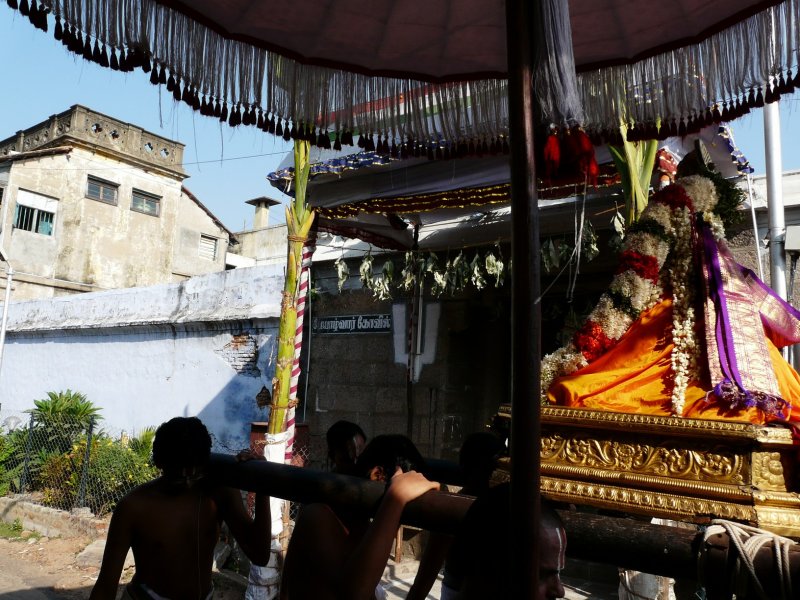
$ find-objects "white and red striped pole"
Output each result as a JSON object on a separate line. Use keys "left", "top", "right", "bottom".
{"left": 284, "top": 235, "right": 316, "bottom": 463}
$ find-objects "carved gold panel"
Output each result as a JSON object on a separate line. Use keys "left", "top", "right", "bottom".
{"left": 492, "top": 406, "right": 800, "bottom": 536}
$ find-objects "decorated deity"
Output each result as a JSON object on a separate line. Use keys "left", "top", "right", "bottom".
{"left": 543, "top": 174, "right": 800, "bottom": 424}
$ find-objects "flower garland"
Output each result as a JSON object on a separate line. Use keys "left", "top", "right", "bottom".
{"left": 541, "top": 175, "right": 722, "bottom": 417}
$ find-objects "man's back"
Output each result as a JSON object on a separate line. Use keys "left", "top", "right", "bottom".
{"left": 123, "top": 480, "right": 221, "bottom": 599}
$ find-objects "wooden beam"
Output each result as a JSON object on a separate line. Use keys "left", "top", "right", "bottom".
{"left": 209, "top": 454, "right": 800, "bottom": 597}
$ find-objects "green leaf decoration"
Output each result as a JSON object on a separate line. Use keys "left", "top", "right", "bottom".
{"left": 334, "top": 257, "right": 349, "bottom": 293}
{"left": 470, "top": 253, "right": 486, "bottom": 290}
{"left": 359, "top": 254, "right": 374, "bottom": 289}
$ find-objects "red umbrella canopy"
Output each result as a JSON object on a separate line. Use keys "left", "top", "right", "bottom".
{"left": 19, "top": 0, "right": 799, "bottom": 143}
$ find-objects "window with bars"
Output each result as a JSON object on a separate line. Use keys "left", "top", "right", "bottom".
{"left": 199, "top": 234, "right": 218, "bottom": 261}
{"left": 131, "top": 189, "right": 161, "bottom": 217}
{"left": 86, "top": 175, "right": 119, "bottom": 205}
{"left": 14, "top": 203, "right": 54, "bottom": 235}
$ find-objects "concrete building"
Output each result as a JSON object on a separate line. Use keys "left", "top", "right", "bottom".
{"left": 0, "top": 105, "right": 233, "bottom": 300}
{"left": 229, "top": 196, "right": 285, "bottom": 268}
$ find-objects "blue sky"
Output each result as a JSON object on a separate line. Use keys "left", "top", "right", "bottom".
{"left": 1, "top": 9, "right": 799, "bottom": 231}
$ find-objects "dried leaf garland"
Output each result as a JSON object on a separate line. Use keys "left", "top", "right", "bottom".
{"left": 334, "top": 256, "right": 349, "bottom": 292}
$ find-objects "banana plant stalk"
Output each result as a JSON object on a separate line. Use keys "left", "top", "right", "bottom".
{"left": 608, "top": 122, "right": 659, "bottom": 226}
{"left": 268, "top": 140, "right": 315, "bottom": 434}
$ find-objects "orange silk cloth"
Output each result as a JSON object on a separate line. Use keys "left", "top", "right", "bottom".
{"left": 547, "top": 298, "right": 800, "bottom": 424}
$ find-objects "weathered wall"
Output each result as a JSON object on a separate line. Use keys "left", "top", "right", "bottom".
{"left": 0, "top": 266, "right": 283, "bottom": 450}
{"left": 171, "top": 188, "right": 230, "bottom": 278}
{"left": 233, "top": 223, "right": 286, "bottom": 267}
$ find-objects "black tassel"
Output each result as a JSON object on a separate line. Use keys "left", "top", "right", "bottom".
{"left": 99, "top": 45, "right": 109, "bottom": 67}
{"left": 61, "top": 24, "right": 72, "bottom": 48}
{"left": 19, "top": 0, "right": 28, "bottom": 16}
{"left": 172, "top": 82, "right": 182, "bottom": 102}
{"left": 720, "top": 103, "right": 730, "bottom": 122}
{"left": 119, "top": 48, "right": 130, "bottom": 72}
{"left": 426, "top": 145, "right": 434, "bottom": 161}
{"left": 7, "top": 0, "right": 18, "bottom": 9}
{"left": 181, "top": 83, "right": 191, "bottom": 103}
{"left": 755, "top": 87, "right": 765, "bottom": 108}
{"left": 53, "top": 17, "right": 63, "bottom": 41}
{"left": 166, "top": 73, "right": 176, "bottom": 92}
{"left": 677, "top": 118, "right": 687, "bottom": 137}
{"left": 149, "top": 63, "right": 160, "bottom": 85}
{"left": 256, "top": 110, "right": 264, "bottom": 129}
{"left": 357, "top": 133, "right": 366, "bottom": 148}
{"left": 200, "top": 96, "right": 209, "bottom": 116}
{"left": 92, "top": 40, "right": 101, "bottom": 63}
{"left": 746, "top": 88, "right": 756, "bottom": 108}
{"left": 70, "top": 29, "right": 83, "bottom": 54}
{"left": 268, "top": 115, "right": 276, "bottom": 135}
{"left": 793, "top": 70, "right": 800, "bottom": 89}
{"left": 501, "top": 137, "right": 510, "bottom": 154}
{"left": 220, "top": 104, "right": 229, "bottom": 123}
{"left": 289, "top": 122, "right": 297, "bottom": 140}
{"left": 400, "top": 143, "right": 409, "bottom": 160}
{"left": 213, "top": 99, "right": 222, "bottom": 118}
{"left": 317, "top": 130, "right": 327, "bottom": 147}
{"left": 192, "top": 90, "right": 200, "bottom": 111}
{"left": 83, "top": 36, "right": 93, "bottom": 61}
{"left": 435, "top": 145, "right": 443, "bottom": 160}
{"left": 389, "top": 140, "right": 398, "bottom": 158}
{"left": 443, "top": 145, "right": 452, "bottom": 160}
{"left": 158, "top": 64, "right": 167, "bottom": 85}
{"left": 275, "top": 119, "right": 283, "bottom": 137}
{"left": 333, "top": 133, "right": 342, "bottom": 151}
{"left": 37, "top": 3, "right": 49, "bottom": 32}
{"left": 778, "top": 73, "right": 791, "bottom": 95}
{"left": 109, "top": 49, "right": 119, "bottom": 70}
{"left": 283, "top": 122, "right": 291, "bottom": 141}
{"left": 765, "top": 84, "right": 777, "bottom": 104}
{"left": 228, "top": 106, "right": 238, "bottom": 127}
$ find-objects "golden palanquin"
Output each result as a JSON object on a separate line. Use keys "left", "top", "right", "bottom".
{"left": 495, "top": 405, "right": 800, "bottom": 537}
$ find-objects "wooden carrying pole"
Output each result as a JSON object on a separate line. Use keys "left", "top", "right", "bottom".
{"left": 209, "top": 454, "right": 800, "bottom": 597}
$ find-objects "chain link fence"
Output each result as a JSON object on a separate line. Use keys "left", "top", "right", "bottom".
{"left": 0, "top": 410, "right": 158, "bottom": 516}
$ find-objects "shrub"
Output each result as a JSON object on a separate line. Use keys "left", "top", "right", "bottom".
{"left": 40, "top": 435, "right": 158, "bottom": 515}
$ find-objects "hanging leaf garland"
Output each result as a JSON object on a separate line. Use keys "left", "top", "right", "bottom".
{"left": 485, "top": 248, "right": 505, "bottom": 287}
{"left": 359, "top": 253, "right": 374, "bottom": 289}
{"left": 334, "top": 256, "right": 349, "bottom": 292}
{"left": 451, "top": 252, "right": 470, "bottom": 292}
{"left": 470, "top": 254, "right": 487, "bottom": 290}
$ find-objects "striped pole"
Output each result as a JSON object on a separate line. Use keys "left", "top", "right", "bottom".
{"left": 284, "top": 236, "right": 316, "bottom": 463}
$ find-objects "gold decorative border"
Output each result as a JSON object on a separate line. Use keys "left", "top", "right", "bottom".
{"left": 495, "top": 405, "right": 794, "bottom": 444}
{"left": 538, "top": 462, "right": 752, "bottom": 502}
{"left": 539, "top": 475, "right": 757, "bottom": 524}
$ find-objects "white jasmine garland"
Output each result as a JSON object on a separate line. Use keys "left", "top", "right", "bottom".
{"left": 625, "top": 232, "right": 671, "bottom": 266}
{"left": 640, "top": 203, "right": 675, "bottom": 236}
{"left": 677, "top": 175, "right": 718, "bottom": 213}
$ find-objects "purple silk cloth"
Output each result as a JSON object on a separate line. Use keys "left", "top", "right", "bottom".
{"left": 698, "top": 221, "right": 796, "bottom": 417}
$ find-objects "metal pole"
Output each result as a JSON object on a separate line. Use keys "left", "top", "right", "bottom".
{"left": 764, "top": 102, "right": 787, "bottom": 300}
{"left": 76, "top": 416, "right": 95, "bottom": 509}
{"left": 19, "top": 415, "right": 34, "bottom": 493}
{"left": 505, "top": 0, "right": 542, "bottom": 596}
{"left": 0, "top": 264, "right": 12, "bottom": 390}
{"left": 745, "top": 174, "right": 765, "bottom": 281}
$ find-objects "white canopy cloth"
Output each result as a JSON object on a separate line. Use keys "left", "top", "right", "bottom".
{"left": 29, "top": 0, "right": 800, "bottom": 141}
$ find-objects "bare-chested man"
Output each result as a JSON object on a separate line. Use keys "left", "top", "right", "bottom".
{"left": 280, "top": 434, "right": 439, "bottom": 600}
{"left": 90, "top": 417, "right": 270, "bottom": 600}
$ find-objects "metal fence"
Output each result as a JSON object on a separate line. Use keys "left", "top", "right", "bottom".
{"left": 0, "top": 410, "right": 159, "bottom": 516}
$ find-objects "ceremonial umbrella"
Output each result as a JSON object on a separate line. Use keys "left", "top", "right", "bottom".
{"left": 10, "top": 0, "right": 800, "bottom": 594}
